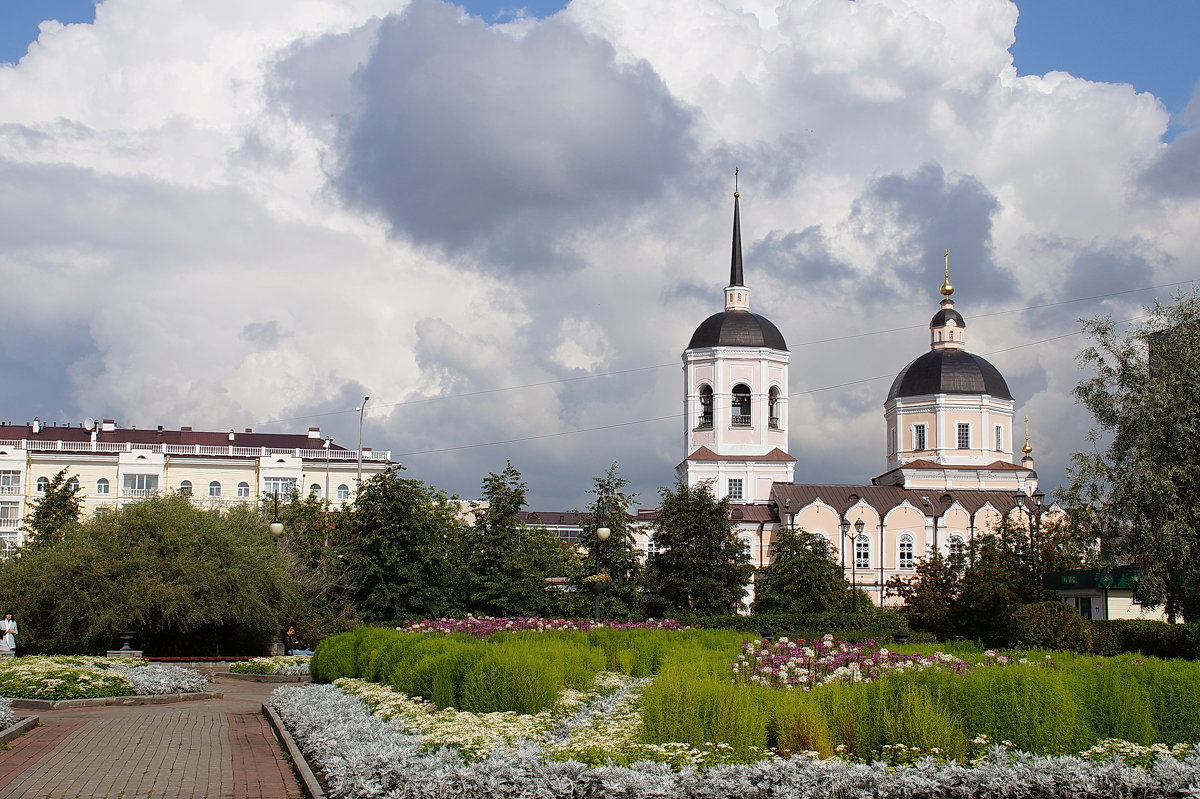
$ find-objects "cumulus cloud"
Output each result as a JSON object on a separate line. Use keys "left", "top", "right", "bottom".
{"left": 0, "top": 0, "right": 1196, "bottom": 507}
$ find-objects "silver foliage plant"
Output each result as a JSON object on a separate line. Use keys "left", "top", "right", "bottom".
{"left": 0, "top": 696, "right": 14, "bottom": 729}
{"left": 271, "top": 684, "right": 1200, "bottom": 799}
{"left": 110, "top": 664, "right": 210, "bottom": 695}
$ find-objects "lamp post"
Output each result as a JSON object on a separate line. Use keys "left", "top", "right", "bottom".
{"left": 593, "top": 526, "right": 611, "bottom": 621}
{"left": 268, "top": 492, "right": 285, "bottom": 654}
{"left": 1013, "top": 488, "right": 1046, "bottom": 588}
{"left": 355, "top": 395, "right": 370, "bottom": 493}
{"left": 840, "top": 517, "right": 866, "bottom": 611}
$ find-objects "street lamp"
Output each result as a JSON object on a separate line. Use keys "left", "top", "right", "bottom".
{"left": 840, "top": 517, "right": 866, "bottom": 612}
{"left": 268, "top": 492, "right": 286, "bottom": 654}
{"left": 356, "top": 395, "right": 370, "bottom": 493}
{"left": 593, "top": 526, "right": 611, "bottom": 621}
{"left": 1013, "top": 488, "right": 1047, "bottom": 586}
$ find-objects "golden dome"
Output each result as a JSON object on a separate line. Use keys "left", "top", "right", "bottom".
{"left": 940, "top": 249, "right": 954, "bottom": 296}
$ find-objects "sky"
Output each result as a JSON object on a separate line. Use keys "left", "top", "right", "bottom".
{"left": 0, "top": 0, "right": 1198, "bottom": 511}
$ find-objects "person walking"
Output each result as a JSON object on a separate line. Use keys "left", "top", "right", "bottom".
{"left": 0, "top": 612, "right": 17, "bottom": 655}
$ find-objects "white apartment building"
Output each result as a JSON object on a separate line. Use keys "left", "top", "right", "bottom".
{"left": 0, "top": 419, "right": 392, "bottom": 553}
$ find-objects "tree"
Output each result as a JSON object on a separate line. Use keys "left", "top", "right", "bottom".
{"left": 954, "top": 534, "right": 1053, "bottom": 645}
{"left": 0, "top": 494, "right": 294, "bottom": 655}
{"left": 23, "top": 468, "right": 82, "bottom": 548}
{"left": 576, "top": 463, "right": 641, "bottom": 618}
{"left": 886, "top": 549, "right": 963, "bottom": 639}
{"left": 644, "top": 479, "right": 753, "bottom": 616}
{"left": 1063, "top": 291, "right": 1200, "bottom": 621}
{"left": 464, "top": 462, "right": 581, "bottom": 617}
{"left": 339, "top": 465, "right": 468, "bottom": 622}
{"left": 752, "top": 527, "right": 849, "bottom": 614}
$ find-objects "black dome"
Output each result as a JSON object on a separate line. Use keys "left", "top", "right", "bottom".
{"left": 887, "top": 350, "right": 1012, "bottom": 401}
{"left": 688, "top": 310, "right": 788, "bottom": 351}
{"left": 930, "top": 308, "right": 965, "bottom": 328}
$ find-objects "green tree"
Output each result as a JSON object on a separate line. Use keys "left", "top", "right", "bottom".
{"left": 1063, "top": 291, "right": 1200, "bottom": 621}
{"left": 644, "top": 479, "right": 753, "bottom": 616}
{"left": 885, "top": 549, "right": 963, "bottom": 639}
{"left": 22, "top": 468, "right": 82, "bottom": 548}
{"left": 954, "top": 533, "right": 1053, "bottom": 645}
{"left": 0, "top": 494, "right": 293, "bottom": 655}
{"left": 339, "top": 465, "right": 468, "bottom": 622}
{"left": 464, "top": 462, "right": 581, "bottom": 617}
{"left": 752, "top": 527, "right": 849, "bottom": 613}
{"left": 576, "top": 463, "right": 641, "bottom": 618}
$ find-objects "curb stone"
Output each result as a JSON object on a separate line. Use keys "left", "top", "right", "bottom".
{"left": 262, "top": 702, "right": 326, "bottom": 799}
{"left": 0, "top": 715, "right": 38, "bottom": 746}
{"left": 9, "top": 691, "right": 221, "bottom": 710}
{"left": 217, "top": 672, "right": 311, "bottom": 683}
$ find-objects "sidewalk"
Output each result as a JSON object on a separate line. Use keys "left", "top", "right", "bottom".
{"left": 0, "top": 675, "right": 304, "bottom": 799}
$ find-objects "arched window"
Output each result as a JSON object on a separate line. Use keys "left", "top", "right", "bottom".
{"left": 855, "top": 533, "right": 871, "bottom": 570}
{"left": 96, "top": 478, "right": 110, "bottom": 495}
{"left": 336, "top": 484, "right": 350, "bottom": 501}
{"left": 35, "top": 476, "right": 49, "bottom": 493}
{"left": 949, "top": 534, "right": 966, "bottom": 562}
{"left": 698, "top": 385, "right": 713, "bottom": 429}
{"left": 237, "top": 481, "right": 250, "bottom": 498}
{"left": 68, "top": 478, "right": 80, "bottom": 492}
{"left": 208, "top": 481, "right": 222, "bottom": 497}
{"left": 731, "top": 384, "right": 751, "bottom": 426}
{"left": 768, "top": 386, "right": 781, "bottom": 429}
{"left": 898, "top": 534, "right": 915, "bottom": 569}
{"left": 179, "top": 480, "right": 193, "bottom": 496}
{"left": 310, "top": 483, "right": 322, "bottom": 499}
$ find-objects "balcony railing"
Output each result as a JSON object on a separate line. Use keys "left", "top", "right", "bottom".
{"left": 696, "top": 415, "right": 713, "bottom": 430}
{"left": 0, "top": 485, "right": 20, "bottom": 495}
{"left": 768, "top": 416, "right": 780, "bottom": 429}
{"left": 0, "top": 439, "right": 391, "bottom": 462}
{"left": 0, "top": 520, "right": 18, "bottom": 530}
{"left": 121, "top": 489, "right": 160, "bottom": 498}
{"left": 732, "top": 415, "right": 751, "bottom": 427}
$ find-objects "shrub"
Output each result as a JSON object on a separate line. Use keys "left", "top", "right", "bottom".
{"left": 458, "top": 650, "right": 558, "bottom": 714}
{"left": 1091, "top": 619, "right": 1196, "bottom": 658}
{"left": 1009, "top": 602, "right": 1093, "bottom": 652}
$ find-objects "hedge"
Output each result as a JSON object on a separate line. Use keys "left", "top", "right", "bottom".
{"left": 681, "top": 611, "right": 906, "bottom": 642}
{"left": 1091, "top": 620, "right": 1200, "bottom": 660}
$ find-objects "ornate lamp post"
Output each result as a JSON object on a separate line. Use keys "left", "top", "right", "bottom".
{"left": 268, "top": 492, "right": 286, "bottom": 654}
{"left": 592, "top": 526, "right": 611, "bottom": 621}
{"left": 1013, "top": 488, "right": 1047, "bottom": 587}
{"left": 840, "top": 517, "right": 866, "bottom": 611}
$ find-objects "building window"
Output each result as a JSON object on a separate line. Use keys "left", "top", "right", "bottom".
{"left": 208, "top": 481, "right": 222, "bottom": 497}
{"left": 913, "top": 424, "right": 927, "bottom": 451}
{"left": 995, "top": 425, "right": 1003, "bottom": 451}
{"left": 957, "top": 423, "right": 970, "bottom": 449}
{"left": 731, "top": 384, "right": 751, "bottom": 426}
{"left": 96, "top": 478, "right": 110, "bottom": 495}
{"left": 237, "top": 481, "right": 251, "bottom": 498}
{"left": 728, "top": 478, "right": 743, "bottom": 500}
{"left": 698, "top": 385, "right": 713, "bottom": 429}
{"left": 179, "top": 480, "right": 193, "bottom": 496}
{"left": 855, "top": 533, "right": 871, "bottom": 570}
{"left": 898, "top": 534, "right": 914, "bottom": 569}
{"left": 35, "top": 476, "right": 49, "bottom": 493}
{"left": 0, "top": 502, "right": 19, "bottom": 529}
{"left": 949, "top": 534, "right": 966, "bottom": 562}
{"left": 0, "top": 471, "right": 20, "bottom": 494}
{"left": 122, "top": 474, "right": 159, "bottom": 496}
{"left": 68, "top": 478, "right": 79, "bottom": 492}
{"left": 263, "top": 477, "right": 297, "bottom": 497}
{"left": 336, "top": 484, "right": 350, "bottom": 501}
{"left": 309, "top": 483, "right": 322, "bottom": 499}
{"left": 888, "top": 427, "right": 897, "bottom": 455}
{"left": 0, "top": 533, "right": 16, "bottom": 559}
{"left": 768, "top": 386, "right": 781, "bottom": 429}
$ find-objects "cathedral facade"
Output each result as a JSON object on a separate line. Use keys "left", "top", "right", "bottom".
{"left": 677, "top": 193, "right": 1046, "bottom": 607}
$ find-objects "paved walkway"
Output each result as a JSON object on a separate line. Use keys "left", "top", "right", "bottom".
{"left": 0, "top": 676, "right": 304, "bottom": 799}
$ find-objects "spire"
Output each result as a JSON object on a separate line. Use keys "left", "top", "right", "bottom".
{"left": 723, "top": 169, "right": 751, "bottom": 312}
{"left": 940, "top": 249, "right": 954, "bottom": 297}
{"left": 729, "top": 167, "right": 744, "bottom": 288}
{"left": 1022, "top": 416, "right": 1033, "bottom": 455}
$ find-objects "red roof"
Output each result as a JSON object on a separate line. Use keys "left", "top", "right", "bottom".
{"left": 683, "top": 446, "right": 796, "bottom": 463}
{"left": 0, "top": 423, "right": 351, "bottom": 452}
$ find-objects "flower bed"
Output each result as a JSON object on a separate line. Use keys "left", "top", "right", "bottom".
{"left": 229, "top": 655, "right": 310, "bottom": 676}
{"left": 732, "top": 634, "right": 969, "bottom": 689}
{"left": 0, "top": 656, "right": 209, "bottom": 700}
{"left": 395, "top": 616, "right": 688, "bottom": 636}
{"left": 271, "top": 682, "right": 1200, "bottom": 799}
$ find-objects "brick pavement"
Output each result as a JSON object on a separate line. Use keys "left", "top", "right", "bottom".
{"left": 0, "top": 676, "right": 304, "bottom": 799}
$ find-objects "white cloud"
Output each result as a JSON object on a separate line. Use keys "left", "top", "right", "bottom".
{"left": 1, "top": 0, "right": 1197, "bottom": 507}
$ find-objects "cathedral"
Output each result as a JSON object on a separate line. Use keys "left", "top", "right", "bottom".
{"left": 677, "top": 190, "right": 1046, "bottom": 607}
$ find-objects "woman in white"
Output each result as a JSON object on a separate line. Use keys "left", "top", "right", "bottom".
{"left": 0, "top": 612, "right": 17, "bottom": 654}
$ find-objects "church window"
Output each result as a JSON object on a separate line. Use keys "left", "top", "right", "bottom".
{"left": 949, "top": 534, "right": 966, "bottom": 563}
{"left": 898, "top": 534, "right": 914, "bottom": 569}
{"left": 913, "top": 424, "right": 927, "bottom": 451}
{"left": 957, "top": 423, "right": 970, "bottom": 449}
{"left": 889, "top": 427, "right": 897, "bottom": 454}
{"left": 855, "top": 534, "right": 871, "bottom": 570}
{"left": 698, "top": 385, "right": 713, "bottom": 429}
{"left": 728, "top": 478, "right": 743, "bottom": 500}
{"left": 768, "top": 387, "right": 780, "bottom": 429}
{"left": 732, "top": 384, "right": 751, "bottom": 426}
{"left": 995, "top": 425, "right": 1003, "bottom": 451}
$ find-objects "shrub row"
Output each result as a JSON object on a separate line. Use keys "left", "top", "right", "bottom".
{"left": 682, "top": 611, "right": 906, "bottom": 642}
{"left": 1004, "top": 604, "right": 1200, "bottom": 659}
